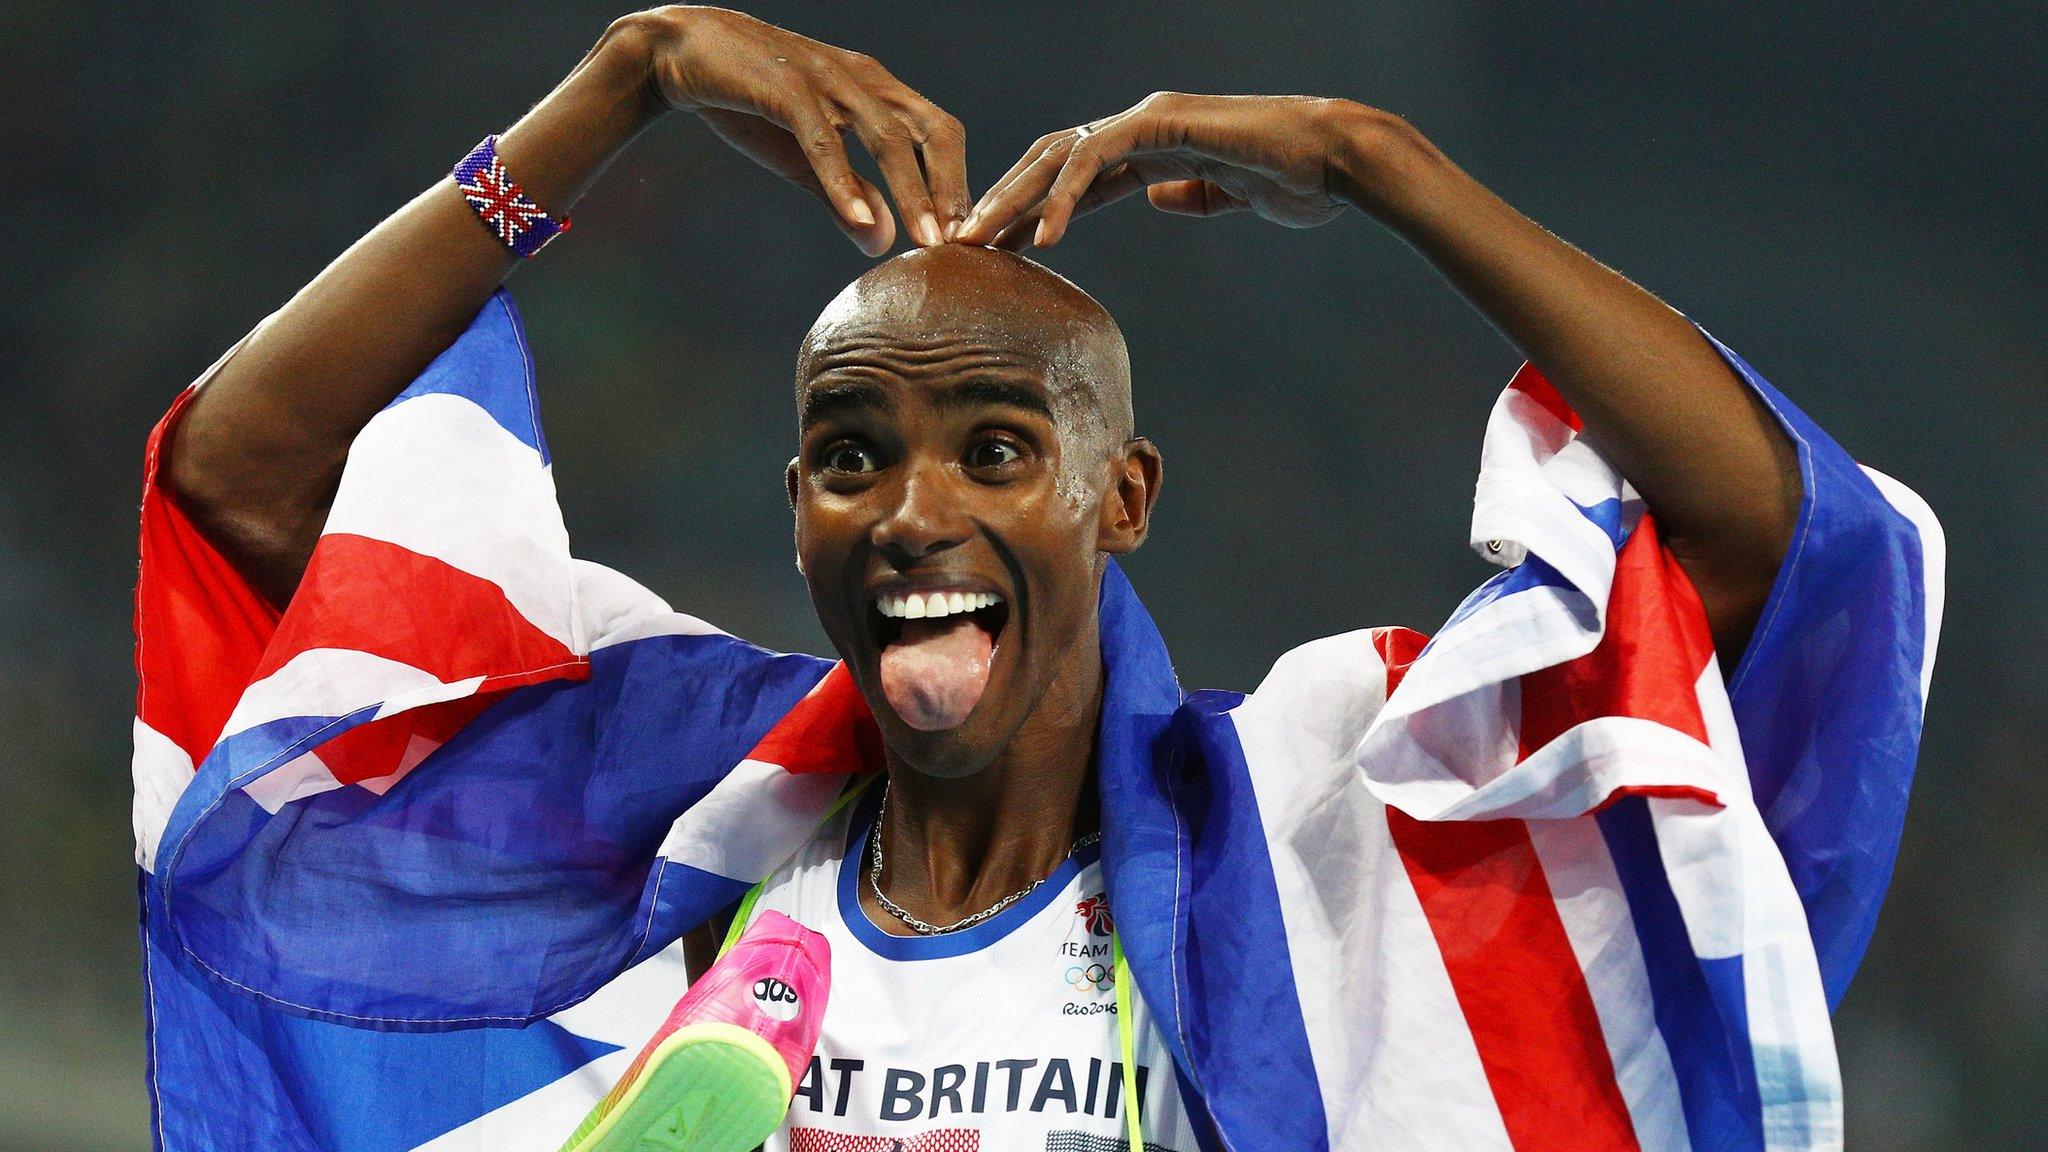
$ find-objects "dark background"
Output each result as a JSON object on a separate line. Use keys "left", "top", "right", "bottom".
{"left": 3, "top": 2, "right": 2040, "bottom": 1148}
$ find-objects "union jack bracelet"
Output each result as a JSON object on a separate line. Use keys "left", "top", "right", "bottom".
{"left": 452, "top": 136, "right": 570, "bottom": 258}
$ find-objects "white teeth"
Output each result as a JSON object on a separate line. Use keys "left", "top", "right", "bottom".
{"left": 874, "top": 590, "right": 1005, "bottom": 619}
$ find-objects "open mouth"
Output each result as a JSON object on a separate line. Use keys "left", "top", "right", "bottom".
{"left": 867, "top": 589, "right": 1010, "bottom": 731}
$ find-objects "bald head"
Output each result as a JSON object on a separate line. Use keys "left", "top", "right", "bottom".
{"left": 797, "top": 246, "right": 1132, "bottom": 448}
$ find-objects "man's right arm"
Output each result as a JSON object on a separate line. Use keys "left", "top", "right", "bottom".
{"left": 165, "top": 6, "right": 970, "bottom": 608}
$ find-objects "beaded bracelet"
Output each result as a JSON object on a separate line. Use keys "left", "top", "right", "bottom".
{"left": 452, "top": 136, "right": 570, "bottom": 258}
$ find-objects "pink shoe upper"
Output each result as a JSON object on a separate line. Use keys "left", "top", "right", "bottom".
{"left": 646, "top": 908, "right": 831, "bottom": 1088}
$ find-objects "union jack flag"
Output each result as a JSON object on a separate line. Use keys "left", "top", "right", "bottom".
{"left": 133, "top": 291, "right": 1941, "bottom": 1151}
{"left": 453, "top": 137, "right": 567, "bottom": 258}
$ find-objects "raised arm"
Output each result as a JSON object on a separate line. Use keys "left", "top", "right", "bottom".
{"left": 956, "top": 94, "right": 1800, "bottom": 659}
{"left": 166, "top": 5, "right": 970, "bottom": 608}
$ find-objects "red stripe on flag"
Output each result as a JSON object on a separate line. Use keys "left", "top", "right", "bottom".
{"left": 1516, "top": 515, "right": 1714, "bottom": 761}
{"left": 135, "top": 390, "right": 282, "bottom": 764}
{"left": 253, "top": 533, "right": 580, "bottom": 686}
{"left": 250, "top": 534, "right": 588, "bottom": 788}
{"left": 1389, "top": 811, "right": 1642, "bottom": 1151}
{"left": 746, "top": 662, "right": 885, "bottom": 775}
{"left": 313, "top": 692, "right": 501, "bottom": 787}
{"left": 1379, "top": 627, "right": 1639, "bottom": 1148}
{"left": 139, "top": 391, "right": 586, "bottom": 791}
{"left": 1508, "top": 363, "right": 1584, "bottom": 432}
{"left": 1372, "top": 626, "right": 1429, "bottom": 695}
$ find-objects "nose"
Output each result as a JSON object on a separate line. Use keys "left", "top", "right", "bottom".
{"left": 871, "top": 457, "right": 971, "bottom": 562}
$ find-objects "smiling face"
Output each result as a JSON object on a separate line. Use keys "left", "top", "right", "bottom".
{"left": 788, "top": 246, "right": 1160, "bottom": 778}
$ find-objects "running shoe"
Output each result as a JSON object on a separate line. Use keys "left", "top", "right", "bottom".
{"left": 558, "top": 909, "right": 830, "bottom": 1152}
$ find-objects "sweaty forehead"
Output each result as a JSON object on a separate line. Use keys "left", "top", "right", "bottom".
{"left": 796, "top": 246, "right": 1131, "bottom": 433}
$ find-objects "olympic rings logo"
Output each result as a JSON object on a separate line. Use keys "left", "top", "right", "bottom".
{"left": 1065, "top": 963, "right": 1115, "bottom": 993}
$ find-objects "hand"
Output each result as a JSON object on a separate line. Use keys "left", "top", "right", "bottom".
{"left": 639, "top": 6, "right": 968, "bottom": 253}
{"left": 956, "top": 92, "right": 1387, "bottom": 250}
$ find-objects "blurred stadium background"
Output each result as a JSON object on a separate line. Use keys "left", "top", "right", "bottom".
{"left": 3, "top": 2, "right": 2041, "bottom": 1148}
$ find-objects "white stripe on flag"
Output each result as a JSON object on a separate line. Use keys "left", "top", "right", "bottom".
{"left": 1366, "top": 585, "right": 1587, "bottom": 721}
{"left": 242, "top": 749, "right": 344, "bottom": 813}
{"left": 1526, "top": 819, "right": 1692, "bottom": 1152}
{"left": 324, "top": 392, "right": 580, "bottom": 650}
{"left": 1472, "top": 389, "right": 1623, "bottom": 595}
{"left": 220, "top": 647, "right": 482, "bottom": 744}
{"left": 1363, "top": 713, "right": 1727, "bottom": 824}
{"left": 1645, "top": 709, "right": 1843, "bottom": 1152}
{"left": 132, "top": 717, "right": 195, "bottom": 873}
{"left": 654, "top": 756, "right": 850, "bottom": 884}
{"left": 1860, "top": 465, "right": 1945, "bottom": 705}
{"left": 1231, "top": 633, "right": 1514, "bottom": 1151}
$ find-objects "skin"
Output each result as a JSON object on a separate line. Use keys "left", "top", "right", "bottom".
{"left": 956, "top": 93, "right": 1801, "bottom": 657}
{"left": 787, "top": 247, "right": 1156, "bottom": 933}
{"left": 161, "top": 12, "right": 1799, "bottom": 964}
{"left": 163, "top": 7, "right": 965, "bottom": 609}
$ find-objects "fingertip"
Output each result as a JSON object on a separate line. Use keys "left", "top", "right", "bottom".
{"left": 846, "top": 199, "right": 876, "bottom": 228}
{"left": 845, "top": 209, "right": 895, "bottom": 257}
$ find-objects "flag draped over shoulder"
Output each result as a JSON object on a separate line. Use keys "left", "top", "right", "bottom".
{"left": 133, "top": 292, "right": 1941, "bottom": 1152}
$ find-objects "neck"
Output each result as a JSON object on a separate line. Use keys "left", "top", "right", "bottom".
{"left": 866, "top": 617, "right": 1105, "bottom": 935}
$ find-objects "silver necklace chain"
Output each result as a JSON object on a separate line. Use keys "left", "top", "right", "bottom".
{"left": 866, "top": 783, "right": 1102, "bottom": 936}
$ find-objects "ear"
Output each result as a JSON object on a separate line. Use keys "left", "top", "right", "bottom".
{"left": 786, "top": 456, "right": 805, "bottom": 574}
{"left": 1097, "top": 437, "right": 1163, "bottom": 555}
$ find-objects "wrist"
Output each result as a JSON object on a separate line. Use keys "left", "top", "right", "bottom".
{"left": 1327, "top": 104, "right": 1458, "bottom": 229}
{"left": 490, "top": 15, "right": 670, "bottom": 215}
{"left": 589, "top": 10, "right": 675, "bottom": 126}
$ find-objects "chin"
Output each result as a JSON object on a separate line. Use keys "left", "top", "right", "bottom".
{"left": 864, "top": 691, "right": 1022, "bottom": 779}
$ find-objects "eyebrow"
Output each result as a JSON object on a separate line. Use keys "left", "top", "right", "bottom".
{"left": 932, "top": 378, "right": 1054, "bottom": 420}
{"left": 799, "top": 380, "right": 893, "bottom": 430}
{"left": 799, "top": 376, "right": 1054, "bottom": 430}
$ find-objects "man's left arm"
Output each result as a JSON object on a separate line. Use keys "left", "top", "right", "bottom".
{"left": 965, "top": 96, "right": 1948, "bottom": 1009}
{"left": 957, "top": 94, "right": 1800, "bottom": 659}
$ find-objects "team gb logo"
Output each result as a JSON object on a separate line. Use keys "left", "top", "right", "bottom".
{"left": 1075, "top": 894, "right": 1114, "bottom": 938}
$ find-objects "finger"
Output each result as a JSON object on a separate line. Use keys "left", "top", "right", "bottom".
{"left": 701, "top": 108, "right": 894, "bottom": 254}
{"left": 990, "top": 209, "right": 1042, "bottom": 251}
{"left": 842, "top": 180, "right": 896, "bottom": 256}
{"left": 957, "top": 133, "right": 1069, "bottom": 244}
{"left": 832, "top": 55, "right": 951, "bottom": 244}
{"left": 987, "top": 160, "right": 1150, "bottom": 250}
{"left": 859, "top": 120, "right": 943, "bottom": 246}
{"left": 915, "top": 110, "right": 972, "bottom": 239}
{"left": 972, "top": 133, "right": 1062, "bottom": 215}
{"left": 1070, "top": 162, "right": 1150, "bottom": 220}
{"left": 1147, "top": 179, "right": 1250, "bottom": 217}
{"left": 1034, "top": 131, "right": 1125, "bottom": 247}
{"left": 783, "top": 100, "right": 887, "bottom": 235}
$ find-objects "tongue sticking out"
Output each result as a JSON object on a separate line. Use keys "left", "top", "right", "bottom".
{"left": 879, "top": 615, "right": 995, "bottom": 731}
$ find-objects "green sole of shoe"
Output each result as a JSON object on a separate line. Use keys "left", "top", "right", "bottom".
{"left": 563, "top": 1022, "right": 792, "bottom": 1152}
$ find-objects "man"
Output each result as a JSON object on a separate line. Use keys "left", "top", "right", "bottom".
{"left": 132, "top": 6, "right": 1942, "bottom": 1152}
